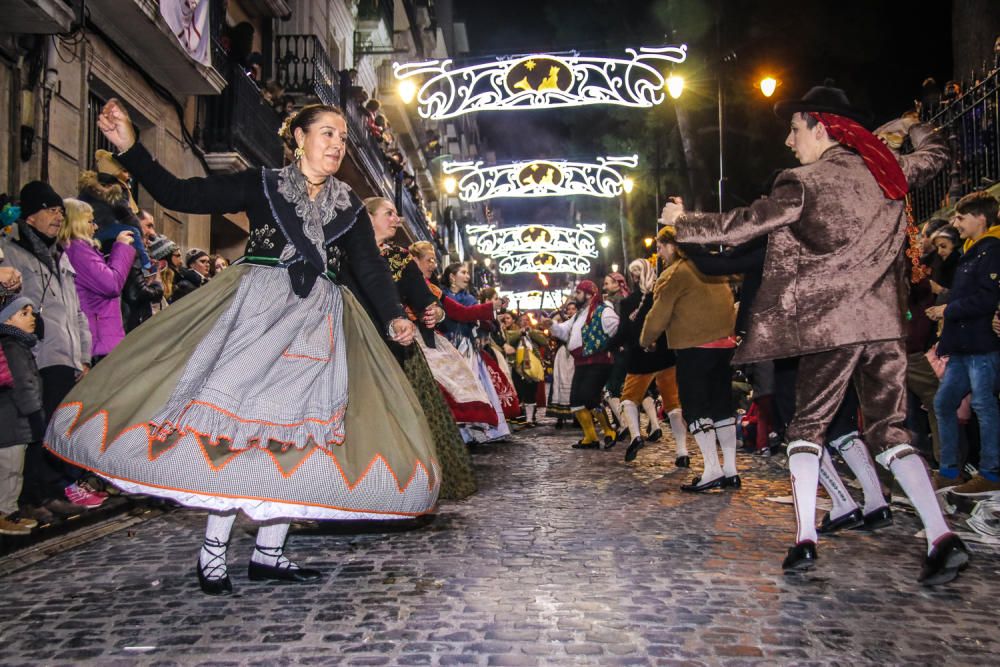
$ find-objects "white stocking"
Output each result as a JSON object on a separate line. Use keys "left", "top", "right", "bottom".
{"left": 834, "top": 434, "right": 887, "bottom": 514}
{"left": 668, "top": 409, "right": 688, "bottom": 457}
{"left": 715, "top": 417, "right": 738, "bottom": 477}
{"left": 818, "top": 450, "right": 859, "bottom": 520}
{"left": 691, "top": 419, "right": 723, "bottom": 481}
{"left": 607, "top": 396, "right": 624, "bottom": 427}
{"left": 642, "top": 397, "right": 661, "bottom": 435}
{"left": 199, "top": 511, "right": 236, "bottom": 580}
{"left": 251, "top": 522, "right": 300, "bottom": 570}
{"left": 621, "top": 400, "right": 642, "bottom": 441}
{"left": 525, "top": 403, "right": 536, "bottom": 423}
{"left": 878, "top": 445, "right": 952, "bottom": 554}
{"left": 788, "top": 441, "right": 822, "bottom": 545}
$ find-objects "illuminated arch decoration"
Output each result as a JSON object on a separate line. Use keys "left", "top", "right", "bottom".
{"left": 444, "top": 156, "right": 637, "bottom": 202}
{"left": 500, "top": 289, "right": 573, "bottom": 312}
{"left": 393, "top": 45, "right": 688, "bottom": 120}
{"left": 468, "top": 223, "right": 606, "bottom": 275}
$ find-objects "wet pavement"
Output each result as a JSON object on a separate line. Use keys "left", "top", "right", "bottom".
{"left": 0, "top": 423, "right": 997, "bottom": 666}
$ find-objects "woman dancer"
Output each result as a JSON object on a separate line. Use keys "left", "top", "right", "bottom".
{"left": 363, "top": 198, "right": 478, "bottom": 499}
{"left": 44, "top": 101, "right": 439, "bottom": 595}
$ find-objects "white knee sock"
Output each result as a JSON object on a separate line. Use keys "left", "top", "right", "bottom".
{"left": 788, "top": 442, "right": 822, "bottom": 544}
{"left": 200, "top": 512, "right": 237, "bottom": 580}
{"left": 622, "top": 400, "right": 642, "bottom": 441}
{"left": 251, "top": 522, "right": 299, "bottom": 569}
{"left": 715, "top": 417, "right": 738, "bottom": 477}
{"left": 668, "top": 409, "right": 688, "bottom": 457}
{"left": 878, "top": 445, "right": 952, "bottom": 554}
{"left": 525, "top": 403, "right": 536, "bottom": 423}
{"left": 834, "top": 434, "right": 887, "bottom": 514}
{"left": 642, "top": 397, "right": 661, "bottom": 434}
{"left": 691, "top": 419, "right": 723, "bottom": 481}
{"left": 818, "top": 450, "right": 859, "bottom": 520}
{"left": 607, "top": 396, "right": 624, "bottom": 427}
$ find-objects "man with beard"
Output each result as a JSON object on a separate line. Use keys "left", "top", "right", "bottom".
{"left": 549, "top": 280, "right": 619, "bottom": 449}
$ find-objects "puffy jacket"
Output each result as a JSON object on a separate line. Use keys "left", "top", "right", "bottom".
{"left": 0, "top": 221, "right": 91, "bottom": 370}
{"left": 938, "top": 231, "right": 1000, "bottom": 356}
{"left": 63, "top": 238, "right": 135, "bottom": 357}
{"left": 121, "top": 258, "right": 164, "bottom": 332}
{"left": 0, "top": 327, "right": 45, "bottom": 447}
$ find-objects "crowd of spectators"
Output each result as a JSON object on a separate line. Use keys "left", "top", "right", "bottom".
{"left": 0, "top": 150, "right": 230, "bottom": 536}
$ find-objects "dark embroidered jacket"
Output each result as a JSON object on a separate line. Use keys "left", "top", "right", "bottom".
{"left": 116, "top": 143, "right": 404, "bottom": 328}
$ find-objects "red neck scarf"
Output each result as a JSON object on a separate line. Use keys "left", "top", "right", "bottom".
{"left": 809, "top": 112, "right": 908, "bottom": 200}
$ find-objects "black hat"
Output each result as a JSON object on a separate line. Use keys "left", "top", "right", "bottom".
{"left": 774, "top": 79, "right": 872, "bottom": 128}
{"left": 18, "top": 181, "right": 64, "bottom": 219}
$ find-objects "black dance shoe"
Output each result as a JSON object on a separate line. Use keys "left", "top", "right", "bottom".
{"left": 615, "top": 427, "right": 630, "bottom": 443}
{"left": 196, "top": 560, "right": 233, "bottom": 596}
{"left": 248, "top": 560, "right": 323, "bottom": 583}
{"left": 572, "top": 440, "right": 600, "bottom": 449}
{"left": 856, "top": 506, "right": 893, "bottom": 531}
{"left": 646, "top": 428, "right": 662, "bottom": 442}
{"left": 817, "top": 508, "right": 864, "bottom": 535}
{"left": 681, "top": 475, "right": 726, "bottom": 493}
{"left": 721, "top": 475, "right": 742, "bottom": 489}
{"left": 918, "top": 534, "right": 970, "bottom": 586}
{"left": 624, "top": 437, "right": 645, "bottom": 462}
{"left": 675, "top": 455, "right": 691, "bottom": 468}
{"left": 602, "top": 434, "right": 617, "bottom": 450}
{"left": 782, "top": 542, "right": 817, "bottom": 572}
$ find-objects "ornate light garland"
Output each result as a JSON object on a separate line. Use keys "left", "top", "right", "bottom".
{"left": 500, "top": 289, "right": 573, "bottom": 312}
{"left": 443, "top": 156, "right": 637, "bottom": 202}
{"left": 468, "top": 223, "right": 606, "bottom": 274}
{"left": 393, "top": 46, "right": 688, "bottom": 120}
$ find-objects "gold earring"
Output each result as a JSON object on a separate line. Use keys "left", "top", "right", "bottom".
{"left": 294, "top": 147, "right": 304, "bottom": 160}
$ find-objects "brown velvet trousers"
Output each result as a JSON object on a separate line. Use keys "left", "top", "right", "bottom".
{"left": 787, "top": 340, "right": 909, "bottom": 452}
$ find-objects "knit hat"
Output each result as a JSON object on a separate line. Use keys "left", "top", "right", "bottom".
{"left": 148, "top": 234, "right": 179, "bottom": 261}
{"left": 95, "top": 149, "right": 126, "bottom": 177}
{"left": 0, "top": 287, "right": 33, "bottom": 325}
{"left": 185, "top": 248, "right": 209, "bottom": 267}
{"left": 19, "top": 181, "right": 64, "bottom": 219}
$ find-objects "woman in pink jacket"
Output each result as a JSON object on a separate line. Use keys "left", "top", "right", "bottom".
{"left": 58, "top": 198, "right": 135, "bottom": 364}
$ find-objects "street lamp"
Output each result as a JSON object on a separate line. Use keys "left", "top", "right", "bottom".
{"left": 398, "top": 79, "right": 418, "bottom": 104}
{"left": 599, "top": 234, "right": 611, "bottom": 249}
{"left": 622, "top": 176, "right": 635, "bottom": 194}
{"left": 443, "top": 176, "right": 458, "bottom": 195}
{"left": 666, "top": 75, "right": 684, "bottom": 100}
{"left": 759, "top": 76, "right": 778, "bottom": 98}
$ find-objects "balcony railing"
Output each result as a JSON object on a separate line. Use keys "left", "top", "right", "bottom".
{"left": 344, "top": 99, "right": 395, "bottom": 197}
{"left": 275, "top": 35, "right": 340, "bottom": 107}
{"left": 200, "top": 59, "right": 284, "bottom": 169}
{"left": 910, "top": 68, "right": 1000, "bottom": 222}
{"left": 397, "top": 182, "right": 431, "bottom": 241}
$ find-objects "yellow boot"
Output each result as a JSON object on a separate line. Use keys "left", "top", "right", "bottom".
{"left": 572, "top": 409, "right": 600, "bottom": 448}
{"left": 594, "top": 410, "right": 616, "bottom": 448}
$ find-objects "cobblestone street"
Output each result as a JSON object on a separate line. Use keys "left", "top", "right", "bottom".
{"left": 0, "top": 425, "right": 998, "bottom": 666}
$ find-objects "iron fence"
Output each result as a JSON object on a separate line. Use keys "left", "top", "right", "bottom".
{"left": 911, "top": 68, "right": 1000, "bottom": 222}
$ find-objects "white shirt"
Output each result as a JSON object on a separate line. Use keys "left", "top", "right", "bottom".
{"left": 550, "top": 301, "right": 619, "bottom": 352}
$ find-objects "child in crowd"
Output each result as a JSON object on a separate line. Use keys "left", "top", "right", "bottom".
{"left": 0, "top": 289, "right": 45, "bottom": 535}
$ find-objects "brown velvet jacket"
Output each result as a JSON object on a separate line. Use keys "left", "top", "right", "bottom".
{"left": 677, "top": 122, "right": 949, "bottom": 364}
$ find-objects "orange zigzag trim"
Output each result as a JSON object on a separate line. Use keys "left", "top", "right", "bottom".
{"left": 51, "top": 402, "right": 438, "bottom": 493}
{"left": 281, "top": 314, "right": 336, "bottom": 362}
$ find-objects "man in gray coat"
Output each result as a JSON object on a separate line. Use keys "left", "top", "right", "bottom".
{"left": 0, "top": 181, "right": 93, "bottom": 516}
{"left": 662, "top": 82, "right": 965, "bottom": 585}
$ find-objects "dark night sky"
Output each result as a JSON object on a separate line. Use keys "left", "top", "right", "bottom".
{"left": 457, "top": 0, "right": 954, "bottom": 160}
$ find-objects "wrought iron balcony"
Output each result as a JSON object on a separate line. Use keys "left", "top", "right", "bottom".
{"left": 397, "top": 182, "right": 431, "bottom": 242}
{"left": 344, "top": 99, "right": 395, "bottom": 198}
{"left": 199, "top": 59, "right": 284, "bottom": 172}
{"left": 275, "top": 35, "right": 340, "bottom": 107}
{"left": 357, "top": 0, "right": 395, "bottom": 35}
{"left": 911, "top": 69, "right": 1000, "bottom": 222}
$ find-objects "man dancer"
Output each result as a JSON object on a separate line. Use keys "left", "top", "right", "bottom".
{"left": 662, "top": 82, "right": 966, "bottom": 585}
{"left": 549, "top": 280, "right": 620, "bottom": 449}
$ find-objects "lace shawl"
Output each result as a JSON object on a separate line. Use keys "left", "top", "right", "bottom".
{"left": 275, "top": 164, "right": 353, "bottom": 261}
